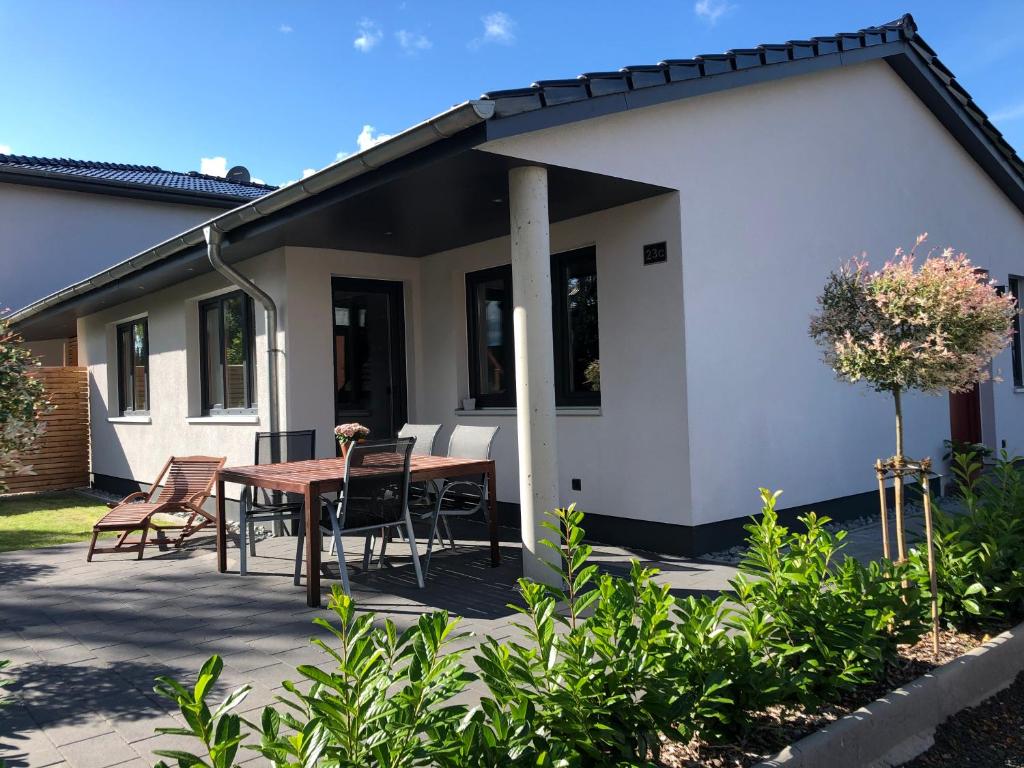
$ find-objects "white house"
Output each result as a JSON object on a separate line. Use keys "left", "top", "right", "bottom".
{"left": 0, "top": 154, "right": 274, "bottom": 364}
{"left": 11, "top": 14, "right": 1024, "bottom": 575}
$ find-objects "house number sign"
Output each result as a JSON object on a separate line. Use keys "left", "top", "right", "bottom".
{"left": 643, "top": 241, "right": 667, "bottom": 265}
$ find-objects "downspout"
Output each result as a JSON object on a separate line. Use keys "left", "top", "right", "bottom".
{"left": 203, "top": 225, "right": 280, "bottom": 434}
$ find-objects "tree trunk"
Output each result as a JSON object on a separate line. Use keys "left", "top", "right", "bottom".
{"left": 892, "top": 387, "right": 907, "bottom": 563}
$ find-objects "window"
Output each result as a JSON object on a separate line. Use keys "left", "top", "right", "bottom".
{"left": 552, "top": 246, "right": 600, "bottom": 406}
{"left": 1011, "top": 276, "right": 1023, "bottom": 389}
{"left": 116, "top": 318, "right": 149, "bottom": 415}
{"left": 465, "top": 246, "right": 601, "bottom": 408}
{"left": 199, "top": 291, "right": 256, "bottom": 413}
{"left": 466, "top": 265, "right": 515, "bottom": 407}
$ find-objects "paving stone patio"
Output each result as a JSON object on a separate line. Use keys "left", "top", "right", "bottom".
{"left": 0, "top": 519, "right": 737, "bottom": 768}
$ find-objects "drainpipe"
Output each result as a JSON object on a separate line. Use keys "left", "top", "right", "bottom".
{"left": 203, "top": 225, "right": 280, "bottom": 434}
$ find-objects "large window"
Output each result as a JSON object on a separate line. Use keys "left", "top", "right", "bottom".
{"left": 552, "top": 246, "right": 600, "bottom": 406}
{"left": 116, "top": 318, "right": 149, "bottom": 415}
{"left": 1011, "top": 276, "right": 1023, "bottom": 389}
{"left": 465, "top": 246, "right": 601, "bottom": 408}
{"left": 466, "top": 265, "right": 515, "bottom": 407}
{"left": 199, "top": 291, "right": 255, "bottom": 413}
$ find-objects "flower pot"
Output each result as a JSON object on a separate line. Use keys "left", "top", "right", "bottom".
{"left": 462, "top": 397, "right": 477, "bottom": 411}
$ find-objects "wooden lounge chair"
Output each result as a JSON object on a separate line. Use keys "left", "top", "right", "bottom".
{"left": 87, "top": 455, "right": 226, "bottom": 561}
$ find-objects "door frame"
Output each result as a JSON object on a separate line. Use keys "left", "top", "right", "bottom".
{"left": 330, "top": 276, "right": 408, "bottom": 439}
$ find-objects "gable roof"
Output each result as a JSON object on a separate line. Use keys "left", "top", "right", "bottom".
{"left": 479, "top": 14, "right": 1024, "bottom": 184}
{"left": 0, "top": 153, "right": 277, "bottom": 207}
{"left": 11, "top": 12, "right": 1024, "bottom": 335}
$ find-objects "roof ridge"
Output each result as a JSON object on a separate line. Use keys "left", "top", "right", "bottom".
{"left": 478, "top": 13, "right": 1023, "bottom": 181}
{"left": 484, "top": 14, "right": 917, "bottom": 103}
{"left": 0, "top": 153, "right": 277, "bottom": 191}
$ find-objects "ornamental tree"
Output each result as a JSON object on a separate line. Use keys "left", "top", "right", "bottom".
{"left": 0, "top": 314, "right": 50, "bottom": 492}
{"left": 809, "top": 234, "right": 1016, "bottom": 463}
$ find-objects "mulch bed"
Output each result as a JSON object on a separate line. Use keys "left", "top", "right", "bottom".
{"left": 656, "top": 627, "right": 993, "bottom": 768}
{"left": 901, "top": 669, "right": 1024, "bottom": 768}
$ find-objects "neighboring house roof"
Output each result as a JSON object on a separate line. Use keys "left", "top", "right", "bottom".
{"left": 11, "top": 13, "right": 1024, "bottom": 335}
{"left": 0, "top": 153, "right": 277, "bottom": 207}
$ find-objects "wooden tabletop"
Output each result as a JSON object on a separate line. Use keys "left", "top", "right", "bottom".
{"left": 218, "top": 455, "right": 495, "bottom": 495}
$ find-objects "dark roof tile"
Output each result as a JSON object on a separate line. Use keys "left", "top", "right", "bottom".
{"left": 476, "top": 13, "right": 1024, "bottom": 216}
{"left": 0, "top": 154, "right": 276, "bottom": 201}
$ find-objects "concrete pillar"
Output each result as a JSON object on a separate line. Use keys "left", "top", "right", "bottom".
{"left": 508, "top": 165, "right": 561, "bottom": 583}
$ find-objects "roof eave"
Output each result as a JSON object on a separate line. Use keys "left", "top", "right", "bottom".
{"left": 0, "top": 165, "right": 255, "bottom": 208}
{"left": 7, "top": 99, "right": 496, "bottom": 326}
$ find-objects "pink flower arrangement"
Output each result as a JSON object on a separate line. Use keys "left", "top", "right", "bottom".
{"left": 334, "top": 423, "right": 370, "bottom": 444}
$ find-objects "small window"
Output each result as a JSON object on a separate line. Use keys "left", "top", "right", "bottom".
{"left": 1011, "top": 276, "right": 1023, "bottom": 389}
{"left": 466, "top": 265, "right": 515, "bottom": 407}
{"left": 199, "top": 291, "right": 256, "bottom": 413}
{"left": 552, "top": 246, "right": 600, "bottom": 406}
{"left": 116, "top": 318, "right": 149, "bottom": 415}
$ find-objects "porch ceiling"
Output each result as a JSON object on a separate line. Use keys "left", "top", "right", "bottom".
{"left": 17, "top": 147, "right": 670, "bottom": 341}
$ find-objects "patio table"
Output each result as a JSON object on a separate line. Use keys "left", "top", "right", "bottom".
{"left": 215, "top": 455, "right": 499, "bottom": 607}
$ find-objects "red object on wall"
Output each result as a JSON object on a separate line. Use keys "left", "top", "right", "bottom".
{"left": 949, "top": 384, "right": 983, "bottom": 445}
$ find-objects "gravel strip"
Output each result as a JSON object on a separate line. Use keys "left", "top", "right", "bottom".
{"left": 900, "top": 669, "right": 1024, "bottom": 767}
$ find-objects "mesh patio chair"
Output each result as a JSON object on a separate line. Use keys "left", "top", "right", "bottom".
{"left": 239, "top": 429, "right": 316, "bottom": 576}
{"left": 397, "top": 423, "right": 443, "bottom": 523}
{"left": 397, "top": 423, "right": 442, "bottom": 455}
{"left": 423, "top": 425, "right": 499, "bottom": 574}
{"left": 293, "top": 437, "right": 423, "bottom": 595}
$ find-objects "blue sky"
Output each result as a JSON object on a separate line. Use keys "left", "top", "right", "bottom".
{"left": 2, "top": 1, "right": 1024, "bottom": 187}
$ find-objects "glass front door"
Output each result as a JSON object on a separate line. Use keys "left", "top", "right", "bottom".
{"left": 332, "top": 277, "right": 407, "bottom": 443}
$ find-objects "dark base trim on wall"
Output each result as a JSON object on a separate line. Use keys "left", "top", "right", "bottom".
{"left": 90, "top": 475, "right": 900, "bottom": 558}
{"left": 491, "top": 488, "right": 904, "bottom": 558}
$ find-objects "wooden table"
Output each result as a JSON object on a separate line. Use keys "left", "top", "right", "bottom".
{"left": 216, "top": 455, "right": 499, "bottom": 607}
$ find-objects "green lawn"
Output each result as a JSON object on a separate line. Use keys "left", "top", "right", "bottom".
{"left": 0, "top": 491, "right": 113, "bottom": 552}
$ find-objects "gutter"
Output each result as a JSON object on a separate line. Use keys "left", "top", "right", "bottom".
{"left": 8, "top": 99, "right": 496, "bottom": 326}
{"left": 204, "top": 225, "right": 281, "bottom": 434}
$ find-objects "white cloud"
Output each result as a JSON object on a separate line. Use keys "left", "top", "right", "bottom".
{"left": 353, "top": 18, "right": 382, "bottom": 52}
{"left": 302, "top": 168, "right": 317, "bottom": 178}
{"left": 356, "top": 125, "right": 393, "bottom": 151}
{"left": 396, "top": 29, "right": 432, "bottom": 52}
{"left": 334, "top": 124, "right": 394, "bottom": 163}
{"left": 0, "top": 144, "right": 11, "bottom": 155}
{"left": 991, "top": 100, "right": 1024, "bottom": 123}
{"left": 200, "top": 156, "right": 228, "bottom": 177}
{"left": 279, "top": 23, "right": 293, "bottom": 33}
{"left": 250, "top": 177, "right": 266, "bottom": 185}
{"left": 470, "top": 11, "right": 515, "bottom": 48}
{"left": 694, "top": 0, "right": 732, "bottom": 25}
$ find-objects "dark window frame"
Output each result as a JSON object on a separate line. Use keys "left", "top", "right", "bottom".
{"left": 466, "top": 264, "right": 516, "bottom": 408}
{"left": 551, "top": 245, "right": 601, "bottom": 407}
{"left": 1011, "top": 275, "right": 1023, "bottom": 389}
{"left": 199, "top": 290, "right": 256, "bottom": 415}
{"left": 116, "top": 318, "right": 149, "bottom": 416}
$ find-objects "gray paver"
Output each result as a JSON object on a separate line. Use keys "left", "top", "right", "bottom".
{"left": 1, "top": 520, "right": 736, "bottom": 764}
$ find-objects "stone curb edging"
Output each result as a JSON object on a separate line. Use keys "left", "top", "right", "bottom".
{"left": 754, "top": 620, "right": 1024, "bottom": 768}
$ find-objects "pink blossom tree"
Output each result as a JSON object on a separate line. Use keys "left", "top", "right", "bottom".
{"left": 810, "top": 234, "right": 1016, "bottom": 467}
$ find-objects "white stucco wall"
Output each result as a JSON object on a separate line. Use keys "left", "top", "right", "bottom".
{"left": 80, "top": 250, "right": 286, "bottom": 499}
{"left": 270, "top": 196, "right": 687, "bottom": 526}
{"left": 415, "top": 194, "right": 689, "bottom": 525}
{"left": 483, "top": 58, "right": 1024, "bottom": 525}
{"left": 0, "top": 182, "right": 216, "bottom": 315}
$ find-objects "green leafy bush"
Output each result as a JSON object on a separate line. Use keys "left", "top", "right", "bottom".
{"left": 731, "top": 489, "right": 923, "bottom": 706}
{"left": 909, "top": 452, "right": 1024, "bottom": 627}
{"left": 148, "top": 492, "right": 969, "bottom": 766}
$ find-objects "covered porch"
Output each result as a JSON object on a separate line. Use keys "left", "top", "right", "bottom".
{"left": 13, "top": 122, "right": 683, "bottom": 580}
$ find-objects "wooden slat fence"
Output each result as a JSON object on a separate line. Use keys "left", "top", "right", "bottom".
{"left": 3, "top": 366, "right": 90, "bottom": 494}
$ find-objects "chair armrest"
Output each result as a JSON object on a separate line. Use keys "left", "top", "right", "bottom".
{"left": 111, "top": 491, "right": 148, "bottom": 508}
{"left": 438, "top": 480, "right": 485, "bottom": 505}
